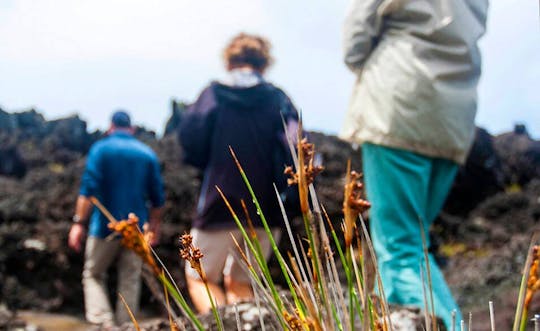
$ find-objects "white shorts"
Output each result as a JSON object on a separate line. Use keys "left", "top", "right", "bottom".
{"left": 185, "top": 227, "right": 281, "bottom": 284}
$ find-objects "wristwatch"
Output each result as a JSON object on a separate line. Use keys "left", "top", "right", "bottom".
{"left": 72, "top": 215, "right": 87, "bottom": 225}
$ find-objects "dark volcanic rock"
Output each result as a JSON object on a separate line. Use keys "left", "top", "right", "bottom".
{"left": 163, "top": 100, "right": 187, "bottom": 137}
{"left": 444, "top": 127, "right": 504, "bottom": 217}
{"left": 0, "top": 108, "right": 363, "bottom": 314}
{"left": 442, "top": 179, "right": 540, "bottom": 331}
{"left": 0, "top": 108, "right": 46, "bottom": 134}
{"left": 0, "top": 144, "right": 26, "bottom": 178}
{"left": 43, "top": 115, "right": 94, "bottom": 154}
{"left": 0, "top": 304, "right": 39, "bottom": 331}
{"left": 1, "top": 107, "right": 540, "bottom": 331}
{"left": 494, "top": 124, "right": 540, "bottom": 187}
{"left": 0, "top": 108, "right": 99, "bottom": 171}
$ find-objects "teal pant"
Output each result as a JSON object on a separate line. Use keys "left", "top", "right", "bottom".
{"left": 362, "top": 143, "right": 462, "bottom": 330}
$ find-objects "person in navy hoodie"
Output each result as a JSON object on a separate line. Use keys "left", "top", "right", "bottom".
{"left": 179, "top": 33, "right": 299, "bottom": 313}
{"left": 68, "top": 111, "right": 165, "bottom": 328}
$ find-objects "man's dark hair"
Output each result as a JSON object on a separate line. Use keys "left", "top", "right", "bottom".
{"left": 111, "top": 111, "right": 131, "bottom": 128}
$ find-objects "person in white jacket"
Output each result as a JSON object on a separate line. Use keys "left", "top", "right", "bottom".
{"left": 341, "top": 0, "right": 488, "bottom": 328}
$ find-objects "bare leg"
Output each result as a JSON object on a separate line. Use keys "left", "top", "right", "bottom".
{"left": 186, "top": 274, "right": 226, "bottom": 314}
{"left": 224, "top": 275, "right": 253, "bottom": 304}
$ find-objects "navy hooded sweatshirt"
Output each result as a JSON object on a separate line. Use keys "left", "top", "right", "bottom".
{"left": 179, "top": 82, "right": 298, "bottom": 229}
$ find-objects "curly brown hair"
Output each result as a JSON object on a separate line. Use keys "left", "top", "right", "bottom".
{"left": 223, "top": 33, "right": 273, "bottom": 73}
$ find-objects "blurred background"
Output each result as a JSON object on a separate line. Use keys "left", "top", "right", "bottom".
{"left": 0, "top": 0, "right": 538, "bottom": 137}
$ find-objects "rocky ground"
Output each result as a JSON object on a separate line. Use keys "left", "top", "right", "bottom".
{"left": 1, "top": 108, "right": 539, "bottom": 330}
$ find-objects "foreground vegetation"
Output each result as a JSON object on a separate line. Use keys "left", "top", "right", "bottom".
{"left": 95, "top": 124, "right": 540, "bottom": 331}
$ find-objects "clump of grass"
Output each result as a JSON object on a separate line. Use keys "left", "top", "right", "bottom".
{"left": 210, "top": 120, "right": 396, "bottom": 331}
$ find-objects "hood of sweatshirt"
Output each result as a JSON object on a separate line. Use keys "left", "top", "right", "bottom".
{"left": 212, "top": 82, "right": 278, "bottom": 110}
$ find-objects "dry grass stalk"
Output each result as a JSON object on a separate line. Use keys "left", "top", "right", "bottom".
{"left": 240, "top": 199, "right": 258, "bottom": 239}
{"left": 418, "top": 219, "right": 437, "bottom": 331}
{"left": 489, "top": 301, "right": 495, "bottom": 331}
{"left": 287, "top": 253, "right": 325, "bottom": 331}
{"left": 284, "top": 137, "right": 324, "bottom": 215}
{"left": 283, "top": 128, "right": 325, "bottom": 292}
{"left": 342, "top": 160, "right": 370, "bottom": 248}
{"left": 275, "top": 185, "right": 317, "bottom": 306}
{"left": 179, "top": 233, "right": 224, "bottom": 331}
{"left": 234, "top": 304, "right": 242, "bottom": 331}
{"left": 118, "top": 293, "right": 141, "bottom": 331}
{"left": 162, "top": 273, "right": 181, "bottom": 331}
{"left": 230, "top": 234, "right": 251, "bottom": 267}
{"left": 358, "top": 215, "right": 392, "bottom": 331}
{"left": 420, "top": 261, "right": 432, "bottom": 331}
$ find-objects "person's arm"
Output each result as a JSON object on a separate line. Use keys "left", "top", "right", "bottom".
{"left": 146, "top": 155, "right": 165, "bottom": 246}
{"left": 68, "top": 195, "right": 93, "bottom": 252}
{"left": 178, "top": 85, "right": 218, "bottom": 169}
{"left": 69, "top": 145, "right": 101, "bottom": 252}
{"left": 343, "top": 0, "right": 387, "bottom": 73}
{"left": 275, "top": 89, "right": 299, "bottom": 143}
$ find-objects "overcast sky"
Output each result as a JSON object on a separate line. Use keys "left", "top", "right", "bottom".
{"left": 0, "top": 0, "right": 538, "bottom": 138}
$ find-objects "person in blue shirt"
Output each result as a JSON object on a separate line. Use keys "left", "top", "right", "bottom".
{"left": 68, "top": 111, "right": 165, "bottom": 328}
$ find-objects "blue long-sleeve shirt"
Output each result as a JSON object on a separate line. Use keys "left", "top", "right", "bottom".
{"left": 80, "top": 131, "right": 165, "bottom": 238}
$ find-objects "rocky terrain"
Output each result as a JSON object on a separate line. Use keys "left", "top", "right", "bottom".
{"left": 1, "top": 107, "right": 539, "bottom": 330}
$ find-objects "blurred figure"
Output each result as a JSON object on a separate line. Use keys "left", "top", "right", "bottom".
{"left": 68, "top": 111, "right": 165, "bottom": 328}
{"left": 179, "top": 33, "right": 298, "bottom": 313}
{"left": 341, "top": 0, "right": 488, "bottom": 328}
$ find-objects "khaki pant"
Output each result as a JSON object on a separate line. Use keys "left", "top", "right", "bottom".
{"left": 82, "top": 236, "right": 142, "bottom": 326}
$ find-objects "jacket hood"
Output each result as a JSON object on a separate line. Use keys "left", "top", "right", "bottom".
{"left": 212, "top": 82, "right": 277, "bottom": 110}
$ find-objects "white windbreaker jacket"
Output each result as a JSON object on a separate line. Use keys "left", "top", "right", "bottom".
{"left": 340, "top": 0, "right": 488, "bottom": 164}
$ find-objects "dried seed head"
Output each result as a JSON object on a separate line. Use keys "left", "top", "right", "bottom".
{"left": 284, "top": 137, "right": 324, "bottom": 214}
{"left": 284, "top": 166, "right": 297, "bottom": 186}
{"left": 179, "top": 233, "right": 206, "bottom": 280}
{"left": 525, "top": 245, "right": 540, "bottom": 309}
{"left": 180, "top": 233, "right": 193, "bottom": 247}
{"left": 108, "top": 213, "right": 161, "bottom": 275}
{"left": 343, "top": 165, "right": 371, "bottom": 247}
{"left": 345, "top": 171, "right": 371, "bottom": 214}
{"left": 299, "top": 138, "right": 324, "bottom": 186}
{"left": 283, "top": 310, "right": 303, "bottom": 331}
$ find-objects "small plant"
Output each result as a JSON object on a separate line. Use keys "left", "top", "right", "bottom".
{"left": 212, "top": 121, "right": 395, "bottom": 331}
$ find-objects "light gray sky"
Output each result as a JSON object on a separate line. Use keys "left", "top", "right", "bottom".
{"left": 0, "top": 0, "right": 538, "bottom": 138}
